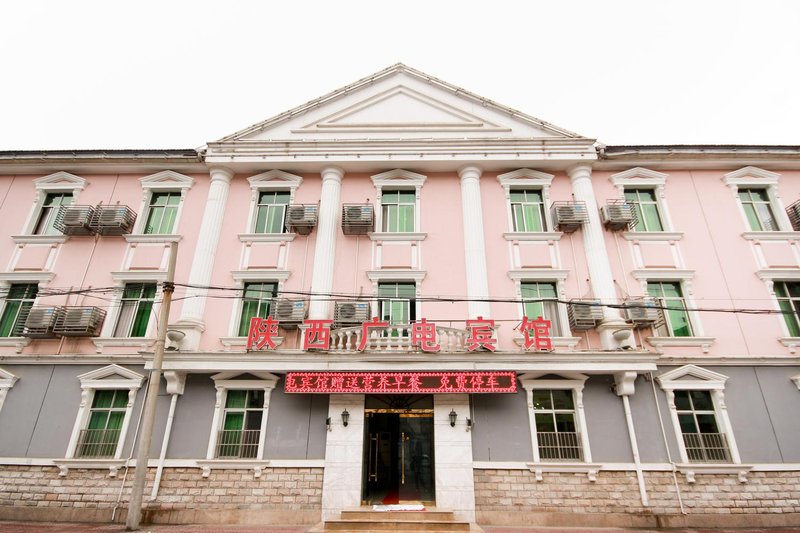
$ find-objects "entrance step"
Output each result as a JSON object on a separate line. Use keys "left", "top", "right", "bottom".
{"left": 309, "top": 508, "right": 483, "bottom": 533}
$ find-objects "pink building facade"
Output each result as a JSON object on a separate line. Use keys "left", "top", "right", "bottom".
{"left": 0, "top": 64, "right": 798, "bottom": 528}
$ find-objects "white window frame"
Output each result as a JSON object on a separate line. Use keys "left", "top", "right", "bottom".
{"left": 18, "top": 171, "right": 87, "bottom": 241}
{"left": 723, "top": 166, "right": 792, "bottom": 233}
{"left": 371, "top": 169, "right": 427, "bottom": 234}
{"left": 520, "top": 372, "right": 592, "bottom": 464}
{"left": 507, "top": 270, "right": 578, "bottom": 349}
{"left": 498, "top": 169, "right": 555, "bottom": 235}
{"left": 242, "top": 170, "right": 303, "bottom": 239}
{"left": 66, "top": 365, "right": 145, "bottom": 459}
{"left": 367, "top": 270, "right": 426, "bottom": 322}
{"left": 206, "top": 372, "right": 279, "bottom": 461}
{"left": 132, "top": 170, "right": 195, "bottom": 236}
{"left": 756, "top": 270, "right": 800, "bottom": 351}
{"left": 0, "top": 273, "right": 52, "bottom": 351}
{"left": 220, "top": 270, "right": 290, "bottom": 348}
{"left": 656, "top": 365, "right": 741, "bottom": 465}
{"left": 0, "top": 367, "right": 18, "bottom": 413}
{"left": 610, "top": 167, "right": 675, "bottom": 234}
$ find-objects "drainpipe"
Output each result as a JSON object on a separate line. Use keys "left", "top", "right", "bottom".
{"left": 649, "top": 372, "right": 686, "bottom": 514}
{"left": 149, "top": 372, "right": 185, "bottom": 501}
{"left": 614, "top": 372, "right": 648, "bottom": 507}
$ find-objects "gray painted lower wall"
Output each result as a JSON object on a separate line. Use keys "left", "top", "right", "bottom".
{"left": 470, "top": 384, "right": 532, "bottom": 462}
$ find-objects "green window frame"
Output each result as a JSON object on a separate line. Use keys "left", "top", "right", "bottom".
{"left": 217, "top": 389, "right": 264, "bottom": 459}
{"left": 238, "top": 282, "right": 277, "bottom": 336}
{"left": 77, "top": 389, "right": 128, "bottom": 458}
{"left": 531, "top": 389, "right": 581, "bottom": 460}
{"left": 381, "top": 190, "right": 415, "bottom": 232}
{"left": 647, "top": 281, "right": 693, "bottom": 337}
{"left": 253, "top": 191, "right": 290, "bottom": 234}
{"left": 379, "top": 282, "right": 416, "bottom": 337}
{"left": 114, "top": 283, "right": 156, "bottom": 337}
{"left": 738, "top": 188, "right": 778, "bottom": 231}
{"left": 511, "top": 189, "right": 546, "bottom": 232}
{"left": 143, "top": 192, "right": 181, "bottom": 234}
{"left": 0, "top": 283, "right": 39, "bottom": 337}
{"left": 774, "top": 281, "right": 800, "bottom": 337}
{"left": 34, "top": 193, "right": 73, "bottom": 235}
{"left": 624, "top": 189, "right": 663, "bottom": 232}
{"left": 521, "top": 282, "right": 562, "bottom": 335}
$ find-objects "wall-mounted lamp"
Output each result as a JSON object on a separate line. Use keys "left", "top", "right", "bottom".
{"left": 165, "top": 329, "right": 185, "bottom": 351}
{"left": 341, "top": 409, "right": 350, "bottom": 427}
{"left": 449, "top": 409, "right": 457, "bottom": 427}
{"left": 325, "top": 417, "right": 332, "bottom": 432}
{"left": 466, "top": 418, "right": 473, "bottom": 431}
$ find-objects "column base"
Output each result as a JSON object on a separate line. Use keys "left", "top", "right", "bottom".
{"left": 596, "top": 318, "right": 636, "bottom": 351}
{"left": 167, "top": 319, "right": 206, "bottom": 351}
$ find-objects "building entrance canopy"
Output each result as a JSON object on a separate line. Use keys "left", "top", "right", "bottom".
{"left": 284, "top": 371, "right": 517, "bottom": 394}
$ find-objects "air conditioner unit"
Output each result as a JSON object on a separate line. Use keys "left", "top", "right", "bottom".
{"left": 54, "top": 206, "right": 96, "bottom": 236}
{"left": 333, "top": 301, "right": 371, "bottom": 328}
{"left": 285, "top": 205, "right": 318, "bottom": 235}
{"left": 53, "top": 307, "right": 106, "bottom": 337}
{"left": 22, "top": 306, "right": 63, "bottom": 338}
{"left": 342, "top": 204, "right": 374, "bottom": 235}
{"left": 567, "top": 300, "right": 604, "bottom": 331}
{"left": 787, "top": 200, "right": 800, "bottom": 231}
{"left": 272, "top": 299, "right": 308, "bottom": 328}
{"left": 624, "top": 298, "right": 664, "bottom": 329}
{"left": 90, "top": 205, "right": 136, "bottom": 235}
{"left": 551, "top": 201, "right": 589, "bottom": 233}
{"left": 601, "top": 200, "right": 636, "bottom": 231}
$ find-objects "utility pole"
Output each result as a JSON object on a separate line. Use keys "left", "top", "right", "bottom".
{"left": 126, "top": 242, "right": 178, "bottom": 530}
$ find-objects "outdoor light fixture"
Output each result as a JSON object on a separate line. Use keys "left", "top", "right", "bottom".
{"left": 325, "top": 417, "right": 331, "bottom": 432}
{"left": 341, "top": 409, "right": 350, "bottom": 427}
{"left": 449, "top": 409, "right": 457, "bottom": 427}
{"left": 466, "top": 418, "right": 473, "bottom": 431}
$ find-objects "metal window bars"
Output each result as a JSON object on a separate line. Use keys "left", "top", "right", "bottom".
{"left": 536, "top": 431, "right": 583, "bottom": 461}
{"left": 682, "top": 432, "right": 732, "bottom": 463}
{"left": 75, "top": 428, "right": 122, "bottom": 458}
{"left": 215, "top": 429, "right": 260, "bottom": 459}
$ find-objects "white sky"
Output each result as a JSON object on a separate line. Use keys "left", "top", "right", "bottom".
{"left": 1, "top": 0, "right": 798, "bottom": 150}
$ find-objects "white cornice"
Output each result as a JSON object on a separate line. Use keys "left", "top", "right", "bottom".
{"left": 371, "top": 169, "right": 427, "bottom": 188}
{"left": 610, "top": 167, "right": 668, "bottom": 186}
{"left": 247, "top": 170, "right": 303, "bottom": 189}
{"left": 723, "top": 166, "right": 780, "bottom": 184}
{"left": 656, "top": 364, "right": 728, "bottom": 390}
{"left": 34, "top": 171, "right": 87, "bottom": 191}
{"left": 139, "top": 170, "right": 195, "bottom": 190}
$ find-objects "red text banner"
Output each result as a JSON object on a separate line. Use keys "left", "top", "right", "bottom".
{"left": 284, "top": 371, "right": 517, "bottom": 394}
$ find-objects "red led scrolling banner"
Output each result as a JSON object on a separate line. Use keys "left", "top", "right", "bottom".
{"left": 284, "top": 371, "right": 517, "bottom": 394}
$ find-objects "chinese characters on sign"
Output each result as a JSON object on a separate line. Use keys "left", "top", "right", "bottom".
{"left": 246, "top": 316, "right": 552, "bottom": 352}
{"left": 284, "top": 371, "right": 517, "bottom": 394}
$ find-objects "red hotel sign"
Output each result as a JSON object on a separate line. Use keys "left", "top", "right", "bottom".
{"left": 284, "top": 371, "right": 517, "bottom": 394}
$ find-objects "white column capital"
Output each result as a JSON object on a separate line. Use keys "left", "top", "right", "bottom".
{"left": 321, "top": 166, "right": 345, "bottom": 182}
{"left": 458, "top": 165, "right": 482, "bottom": 182}
{"left": 567, "top": 164, "right": 593, "bottom": 182}
{"left": 208, "top": 167, "right": 234, "bottom": 183}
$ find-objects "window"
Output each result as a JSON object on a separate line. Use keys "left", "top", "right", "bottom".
{"left": 75, "top": 389, "right": 128, "bottom": 458}
{"left": 33, "top": 193, "right": 73, "bottom": 235}
{"left": 674, "top": 390, "right": 731, "bottom": 463}
{"left": 521, "top": 282, "right": 562, "bottom": 335}
{"left": 647, "top": 281, "right": 692, "bottom": 337}
{"left": 238, "top": 282, "right": 277, "bottom": 336}
{"left": 0, "top": 367, "right": 19, "bottom": 414}
{"left": 624, "top": 189, "right": 663, "bottom": 232}
{"left": 253, "top": 191, "right": 290, "bottom": 233}
{"left": 114, "top": 283, "right": 156, "bottom": 337}
{"left": 143, "top": 192, "right": 181, "bottom": 234}
{"left": 0, "top": 284, "right": 38, "bottom": 337}
{"left": 381, "top": 190, "right": 415, "bottom": 232}
{"left": 216, "top": 389, "right": 264, "bottom": 458}
{"left": 738, "top": 188, "right": 778, "bottom": 231}
{"left": 379, "top": 282, "right": 416, "bottom": 332}
{"left": 774, "top": 281, "right": 800, "bottom": 336}
{"left": 511, "top": 190, "right": 546, "bottom": 232}
{"left": 531, "top": 389, "right": 581, "bottom": 460}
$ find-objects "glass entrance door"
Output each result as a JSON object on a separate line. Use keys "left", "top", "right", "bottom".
{"left": 363, "top": 411, "right": 435, "bottom": 504}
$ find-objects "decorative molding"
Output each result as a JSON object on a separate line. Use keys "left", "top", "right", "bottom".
{"left": 631, "top": 269, "right": 694, "bottom": 281}
{"left": 503, "top": 232, "right": 562, "bottom": 242}
{"left": 791, "top": 374, "right": 800, "bottom": 390}
{"left": 0, "top": 338, "right": 30, "bottom": 353}
{"left": 497, "top": 168, "right": 555, "bottom": 188}
{"left": 657, "top": 365, "right": 729, "bottom": 390}
{"left": 219, "top": 336, "right": 284, "bottom": 351}
{"left": 647, "top": 337, "right": 715, "bottom": 353}
{"left": 610, "top": 167, "right": 668, "bottom": 186}
{"left": 231, "top": 270, "right": 291, "bottom": 282}
{"left": 507, "top": 269, "right": 569, "bottom": 281}
{"left": 743, "top": 231, "right": 800, "bottom": 241}
{"left": 368, "top": 232, "right": 427, "bottom": 242}
{"left": 34, "top": 171, "right": 87, "bottom": 191}
{"left": 367, "top": 270, "right": 427, "bottom": 282}
{"left": 0, "top": 272, "right": 54, "bottom": 283}
{"left": 622, "top": 232, "right": 683, "bottom": 242}
{"left": 677, "top": 463, "right": 753, "bottom": 484}
{"left": 92, "top": 337, "right": 153, "bottom": 354}
{"left": 195, "top": 460, "right": 272, "bottom": 479}
{"left": 526, "top": 462, "right": 601, "bottom": 482}
{"left": 723, "top": 166, "right": 780, "bottom": 186}
{"left": 238, "top": 233, "right": 296, "bottom": 243}
{"left": 0, "top": 367, "right": 19, "bottom": 412}
{"left": 371, "top": 169, "right": 427, "bottom": 189}
{"left": 513, "top": 336, "right": 581, "bottom": 350}
{"left": 779, "top": 338, "right": 800, "bottom": 355}
{"left": 757, "top": 269, "right": 800, "bottom": 281}
{"left": 111, "top": 271, "right": 168, "bottom": 283}
{"left": 247, "top": 170, "right": 303, "bottom": 190}
{"left": 124, "top": 234, "right": 182, "bottom": 244}
{"left": 11, "top": 235, "right": 68, "bottom": 245}
{"left": 77, "top": 364, "right": 146, "bottom": 390}
{"left": 139, "top": 170, "right": 195, "bottom": 191}
{"left": 53, "top": 459, "right": 126, "bottom": 478}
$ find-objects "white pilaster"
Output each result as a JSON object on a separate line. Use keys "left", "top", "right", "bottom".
{"left": 321, "top": 394, "right": 364, "bottom": 520}
{"left": 458, "top": 166, "right": 491, "bottom": 318}
{"left": 175, "top": 167, "right": 234, "bottom": 349}
{"left": 309, "top": 167, "right": 344, "bottom": 320}
{"left": 567, "top": 165, "right": 634, "bottom": 349}
{"left": 433, "top": 394, "right": 475, "bottom": 522}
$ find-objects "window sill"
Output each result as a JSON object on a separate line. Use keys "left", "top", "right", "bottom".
{"left": 742, "top": 231, "right": 800, "bottom": 241}
{"left": 195, "top": 459, "right": 271, "bottom": 479}
{"left": 231, "top": 270, "right": 291, "bottom": 282}
{"left": 779, "top": 337, "right": 800, "bottom": 354}
{"left": 238, "top": 233, "right": 296, "bottom": 243}
{"left": 92, "top": 337, "right": 154, "bottom": 353}
{"left": 503, "top": 232, "right": 562, "bottom": 242}
{"left": 124, "top": 234, "right": 182, "bottom": 243}
{"left": 513, "top": 336, "right": 581, "bottom": 350}
{"left": 367, "top": 270, "right": 427, "bottom": 282}
{"left": 0, "top": 272, "right": 55, "bottom": 283}
{"left": 220, "top": 336, "right": 284, "bottom": 351}
{"left": 54, "top": 458, "right": 126, "bottom": 478}
{"left": 0, "top": 338, "right": 31, "bottom": 353}
{"left": 11, "top": 235, "right": 69, "bottom": 245}
{"left": 622, "top": 231, "right": 683, "bottom": 242}
{"left": 526, "top": 462, "right": 601, "bottom": 482}
{"left": 676, "top": 463, "right": 752, "bottom": 484}
{"left": 646, "top": 336, "right": 715, "bottom": 352}
{"left": 368, "top": 232, "right": 427, "bottom": 242}
{"left": 507, "top": 269, "right": 569, "bottom": 281}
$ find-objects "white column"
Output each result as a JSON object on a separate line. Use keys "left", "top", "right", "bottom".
{"left": 433, "top": 394, "right": 475, "bottom": 522}
{"left": 309, "top": 167, "right": 344, "bottom": 320}
{"left": 567, "top": 165, "right": 634, "bottom": 349}
{"left": 321, "top": 394, "right": 364, "bottom": 520}
{"left": 458, "top": 166, "right": 491, "bottom": 319}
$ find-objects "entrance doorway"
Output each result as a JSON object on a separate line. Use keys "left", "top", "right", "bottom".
{"left": 363, "top": 408, "right": 435, "bottom": 504}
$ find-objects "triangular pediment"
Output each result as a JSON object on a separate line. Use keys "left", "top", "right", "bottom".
{"left": 0, "top": 367, "right": 18, "bottom": 387}
{"left": 78, "top": 364, "right": 145, "bottom": 389}
{"left": 216, "top": 64, "right": 588, "bottom": 143}
{"left": 140, "top": 170, "right": 195, "bottom": 191}
{"left": 657, "top": 365, "right": 728, "bottom": 390}
{"left": 34, "top": 171, "right": 87, "bottom": 191}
